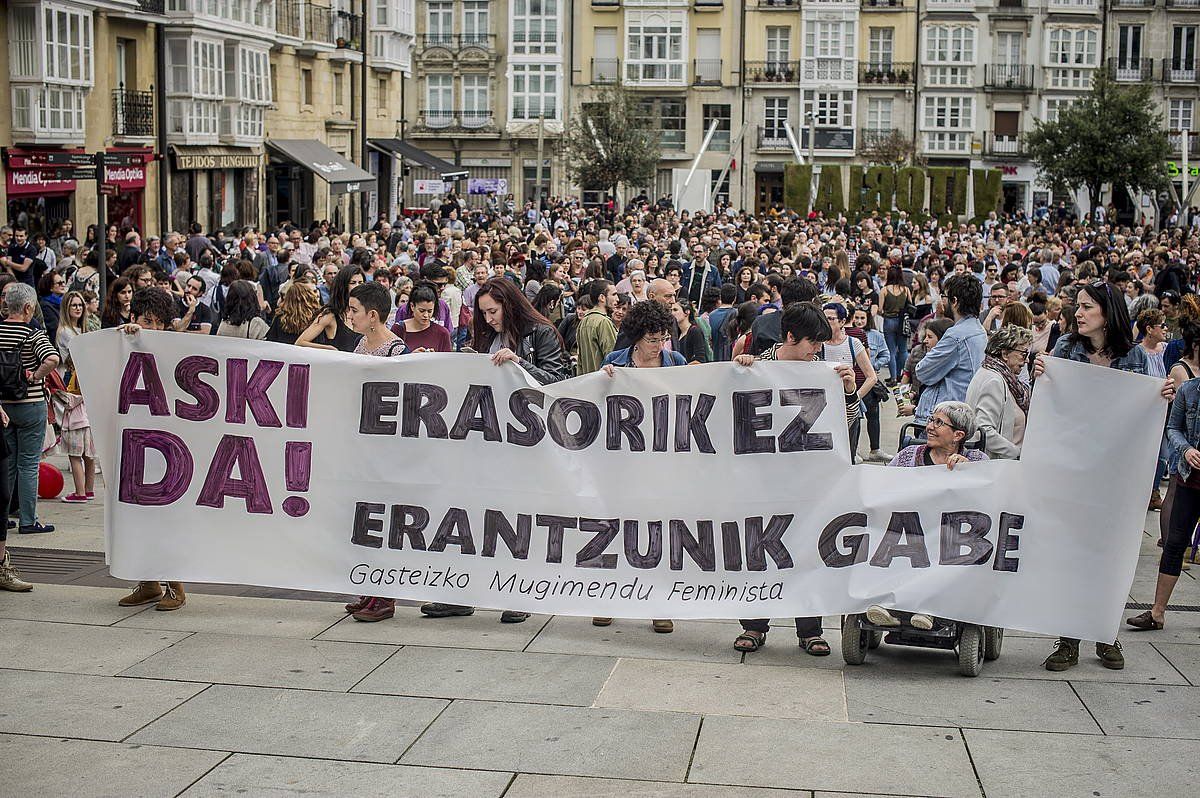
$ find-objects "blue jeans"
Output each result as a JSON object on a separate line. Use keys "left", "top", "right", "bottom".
{"left": 882, "top": 316, "right": 908, "bottom": 382}
{"left": 4, "top": 400, "right": 46, "bottom": 527}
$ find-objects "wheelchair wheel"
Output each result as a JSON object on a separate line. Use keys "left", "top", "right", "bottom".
{"left": 869, "top": 630, "right": 884, "bottom": 650}
{"left": 957, "top": 624, "right": 984, "bottom": 677}
{"left": 841, "top": 614, "right": 870, "bottom": 665}
{"left": 984, "top": 627, "right": 1004, "bottom": 661}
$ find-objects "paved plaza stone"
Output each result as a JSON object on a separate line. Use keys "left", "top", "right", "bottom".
{"left": 4, "top": 445, "right": 1200, "bottom": 797}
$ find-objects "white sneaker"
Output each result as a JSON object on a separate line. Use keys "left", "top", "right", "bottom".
{"left": 868, "top": 449, "right": 893, "bottom": 463}
{"left": 0, "top": 552, "right": 32, "bottom": 592}
{"left": 910, "top": 613, "right": 935, "bottom": 630}
{"left": 866, "top": 605, "right": 900, "bottom": 627}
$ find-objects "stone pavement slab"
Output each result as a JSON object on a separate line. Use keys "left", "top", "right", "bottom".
{"left": 1072, "top": 682, "right": 1200, "bottom": 738}
{"left": 115, "top": 593, "right": 346, "bottom": 639}
{"left": 316, "top": 609, "right": 552, "bottom": 651}
{"left": 965, "top": 728, "right": 1200, "bottom": 798}
{"left": 740, "top": 627, "right": 848, "bottom": 671}
{"left": 0, "top": 582, "right": 152, "bottom": 625}
{"left": 844, "top": 671, "right": 1100, "bottom": 733}
{"left": 128, "top": 683, "right": 448, "bottom": 762}
{"left": 0, "top": 618, "right": 188, "bottom": 676}
{"left": 689, "top": 716, "right": 979, "bottom": 797}
{"left": 352, "top": 645, "right": 617, "bottom": 706}
{"left": 180, "top": 754, "right": 513, "bottom": 797}
{"left": 506, "top": 774, "right": 813, "bottom": 797}
{"left": 594, "top": 658, "right": 847, "bottom": 721}
{"left": 119, "top": 632, "right": 398, "bottom": 691}
{"left": 526, "top": 615, "right": 743, "bottom": 664}
{"left": 0, "top": 732, "right": 228, "bottom": 798}
{"left": 400, "top": 699, "right": 701, "bottom": 781}
{"left": 1151, "top": 642, "right": 1200, "bottom": 684}
{"left": 0, "top": 668, "right": 207, "bottom": 741}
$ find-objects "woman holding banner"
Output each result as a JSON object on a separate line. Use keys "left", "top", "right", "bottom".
{"left": 342, "top": 282, "right": 410, "bottom": 623}
{"left": 420, "top": 277, "right": 567, "bottom": 624}
{"left": 965, "top": 325, "right": 1034, "bottom": 460}
{"left": 731, "top": 302, "right": 859, "bottom": 656}
{"left": 593, "top": 300, "right": 687, "bottom": 634}
{"left": 1035, "top": 281, "right": 1176, "bottom": 671}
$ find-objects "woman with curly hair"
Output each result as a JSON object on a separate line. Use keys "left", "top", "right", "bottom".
{"left": 595, "top": 299, "right": 686, "bottom": 634}
{"left": 266, "top": 278, "right": 322, "bottom": 345}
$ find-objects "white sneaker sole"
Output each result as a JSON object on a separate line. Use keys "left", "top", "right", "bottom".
{"left": 909, "top": 614, "right": 935, "bottom": 630}
{"left": 866, "top": 606, "right": 901, "bottom": 627}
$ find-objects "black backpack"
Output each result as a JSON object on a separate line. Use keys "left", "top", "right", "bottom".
{"left": 0, "top": 327, "right": 33, "bottom": 401}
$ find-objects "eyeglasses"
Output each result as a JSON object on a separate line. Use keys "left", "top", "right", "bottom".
{"left": 926, "top": 417, "right": 953, "bottom": 430}
{"left": 52, "top": 280, "right": 65, "bottom": 287}
{"left": 641, "top": 335, "right": 670, "bottom": 346}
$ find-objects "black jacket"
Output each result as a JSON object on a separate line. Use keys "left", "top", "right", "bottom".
{"left": 513, "top": 323, "right": 569, "bottom": 385}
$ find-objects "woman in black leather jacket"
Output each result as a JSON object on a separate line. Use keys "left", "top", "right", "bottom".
{"left": 471, "top": 277, "right": 569, "bottom": 385}
{"left": 419, "top": 276, "right": 568, "bottom": 624}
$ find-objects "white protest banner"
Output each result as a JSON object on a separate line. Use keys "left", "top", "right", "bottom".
{"left": 72, "top": 331, "right": 1159, "bottom": 642}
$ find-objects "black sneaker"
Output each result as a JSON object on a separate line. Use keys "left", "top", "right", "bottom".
{"left": 6, "top": 520, "right": 15, "bottom": 530}
{"left": 18, "top": 522, "right": 54, "bottom": 534}
{"left": 419, "top": 602, "right": 475, "bottom": 618}
{"left": 500, "top": 610, "right": 530, "bottom": 624}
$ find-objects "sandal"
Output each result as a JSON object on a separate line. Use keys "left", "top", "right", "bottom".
{"left": 734, "top": 631, "right": 767, "bottom": 652}
{"left": 1126, "top": 610, "right": 1164, "bottom": 631}
{"left": 800, "top": 636, "right": 831, "bottom": 656}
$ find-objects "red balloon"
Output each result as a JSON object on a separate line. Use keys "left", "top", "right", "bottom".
{"left": 38, "top": 462, "right": 64, "bottom": 500}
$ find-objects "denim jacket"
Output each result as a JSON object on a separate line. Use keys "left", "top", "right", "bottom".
{"left": 914, "top": 316, "right": 986, "bottom": 422}
{"left": 1050, "top": 335, "right": 1151, "bottom": 375}
{"left": 865, "top": 328, "right": 890, "bottom": 374}
{"left": 1167, "top": 378, "right": 1200, "bottom": 481}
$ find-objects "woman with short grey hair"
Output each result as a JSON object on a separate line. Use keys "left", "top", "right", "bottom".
{"left": 867, "top": 401, "right": 988, "bottom": 629}
{"left": 1128, "top": 292, "right": 1159, "bottom": 322}
{"left": 967, "top": 324, "right": 1034, "bottom": 460}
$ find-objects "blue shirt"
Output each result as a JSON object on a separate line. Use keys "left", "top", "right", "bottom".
{"left": 914, "top": 316, "right": 987, "bottom": 423}
{"left": 1039, "top": 263, "right": 1061, "bottom": 295}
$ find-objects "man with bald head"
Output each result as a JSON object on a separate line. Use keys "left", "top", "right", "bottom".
{"left": 615, "top": 278, "right": 681, "bottom": 351}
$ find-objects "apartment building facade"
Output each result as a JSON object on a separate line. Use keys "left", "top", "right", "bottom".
{"left": 573, "top": 0, "right": 741, "bottom": 207}
{"left": 2, "top": 0, "right": 160, "bottom": 236}
{"left": 401, "top": 0, "right": 566, "bottom": 210}
{"left": 1105, "top": 0, "right": 1200, "bottom": 209}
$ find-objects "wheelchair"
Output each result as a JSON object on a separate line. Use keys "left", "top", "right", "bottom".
{"left": 839, "top": 421, "right": 1002, "bottom": 677}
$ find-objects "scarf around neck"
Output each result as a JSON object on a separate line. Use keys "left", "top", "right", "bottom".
{"left": 983, "top": 354, "right": 1030, "bottom": 416}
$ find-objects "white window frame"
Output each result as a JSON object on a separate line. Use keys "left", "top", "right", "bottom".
{"left": 238, "top": 46, "right": 271, "bottom": 105}
{"left": 463, "top": 0, "right": 489, "bottom": 42}
{"left": 42, "top": 3, "right": 94, "bottom": 86}
{"left": 1170, "top": 98, "right": 1195, "bottom": 132}
{"left": 511, "top": 0, "right": 557, "bottom": 56}
{"left": 9, "top": 6, "right": 39, "bottom": 79}
{"left": 866, "top": 97, "right": 893, "bottom": 132}
{"left": 803, "top": 89, "right": 854, "bottom": 128}
{"left": 868, "top": 27, "right": 893, "bottom": 69}
{"left": 625, "top": 9, "right": 686, "bottom": 85}
{"left": 426, "top": 73, "right": 453, "bottom": 127}
{"left": 510, "top": 63, "right": 558, "bottom": 120}
{"left": 427, "top": 1, "right": 452, "bottom": 39}
{"left": 766, "top": 26, "right": 790, "bottom": 65}
{"left": 764, "top": 96, "right": 789, "bottom": 139}
{"left": 461, "top": 73, "right": 490, "bottom": 127}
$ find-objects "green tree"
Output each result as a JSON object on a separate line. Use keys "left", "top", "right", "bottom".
{"left": 1026, "top": 71, "right": 1170, "bottom": 210}
{"left": 564, "top": 83, "right": 660, "bottom": 199}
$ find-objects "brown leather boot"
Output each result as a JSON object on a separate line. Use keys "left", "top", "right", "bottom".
{"left": 352, "top": 597, "right": 395, "bottom": 622}
{"left": 119, "top": 581, "right": 163, "bottom": 607}
{"left": 155, "top": 582, "right": 187, "bottom": 611}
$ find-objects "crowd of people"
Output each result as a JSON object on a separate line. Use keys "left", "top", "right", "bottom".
{"left": 1, "top": 191, "right": 1197, "bottom": 672}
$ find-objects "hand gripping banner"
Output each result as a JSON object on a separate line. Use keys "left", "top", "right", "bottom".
{"left": 73, "top": 330, "right": 1160, "bottom": 642}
